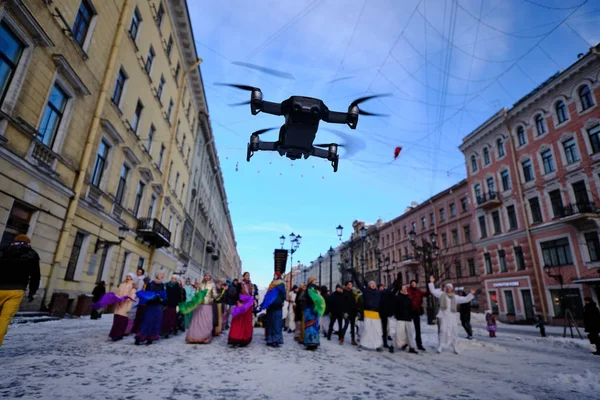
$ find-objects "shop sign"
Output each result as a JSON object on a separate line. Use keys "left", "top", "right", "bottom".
{"left": 492, "top": 281, "right": 520, "bottom": 287}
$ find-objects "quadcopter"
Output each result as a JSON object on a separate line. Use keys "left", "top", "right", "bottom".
{"left": 215, "top": 83, "right": 390, "bottom": 172}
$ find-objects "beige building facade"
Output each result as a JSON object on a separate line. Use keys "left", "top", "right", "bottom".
{"left": 0, "top": 0, "right": 238, "bottom": 314}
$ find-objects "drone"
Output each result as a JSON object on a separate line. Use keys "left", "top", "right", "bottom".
{"left": 215, "top": 83, "right": 390, "bottom": 172}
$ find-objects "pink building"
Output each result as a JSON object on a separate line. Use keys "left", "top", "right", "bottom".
{"left": 379, "top": 180, "right": 481, "bottom": 306}
{"left": 459, "top": 45, "right": 600, "bottom": 323}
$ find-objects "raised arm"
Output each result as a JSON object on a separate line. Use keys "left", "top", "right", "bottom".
{"left": 455, "top": 291, "right": 475, "bottom": 305}
{"left": 428, "top": 276, "right": 442, "bottom": 298}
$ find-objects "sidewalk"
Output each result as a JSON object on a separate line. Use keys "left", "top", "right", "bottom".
{"left": 472, "top": 322, "right": 585, "bottom": 339}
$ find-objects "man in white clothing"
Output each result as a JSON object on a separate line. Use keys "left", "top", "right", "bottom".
{"left": 428, "top": 275, "right": 475, "bottom": 354}
{"left": 286, "top": 285, "right": 298, "bottom": 333}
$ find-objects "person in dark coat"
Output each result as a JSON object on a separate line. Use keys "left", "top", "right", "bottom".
{"left": 407, "top": 279, "right": 428, "bottom": 351}
{"left": 379, "top": 284, "right": 394, "bottom": 348}
{"left": 161, "top": 275, "right": 181, "bottom": 338}
{"left": 459, "top": 290, "right": 473, "bottom": 339}
{"left": 91, "top": 281, "right": 106, "bottom": 320}
{"left": 351, "top": 270, "right": 383, "bottom": 351}
{"left": 389, "top": 284, "right": 418, "bottom": 354}
{"left": 583, "top": 297, "right": 600, "bottom": 355}
{"left": 340, "top": 280, "right": 358, "bottom": 346}
{"left": 327, "top": 284, "right": 345, "bottom": 342}
{"left": 0, "top": 234, "right": 41, "bottom": 347}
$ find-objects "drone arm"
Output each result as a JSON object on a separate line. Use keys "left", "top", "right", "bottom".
{"left": 260, "top": 101, "right": 283, "bottom": 116}
{"left": 312, "top": 147, "right": 331, "bottom": 159}
{"left": 257, "top": 141, "right": 278, "bottom": 151}
{"left": 323, "top": 111, "right": 348, "bottom": 124}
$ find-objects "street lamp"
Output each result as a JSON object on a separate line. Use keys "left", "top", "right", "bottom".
{"left": 383, "top": 255, "right": 391, "bottom": 286}
{"left": 375, "top": 248, "right": 382, "bottom": 284}
{"left": 328, "top": 246, "right": 335, "bottom": 291}
{"left": 318, "top": 254, "right": 323, "bottom": 288}
{"left": 336, "top": 225, "right": 344, "bottom": 241}
{"left": 281, "top": 232, "right": 301, "bottom": 291}
{"left": 542, "top": 264, "right": 582, "bottom": 339}
{"left": 360, "top": 226, "right": 367, "bottom": 280}
{"left": 408, "top": 229, "right": 439, "bottom": 325}
{"left": 280, "top": 235, "right": 285, "bottom": 249}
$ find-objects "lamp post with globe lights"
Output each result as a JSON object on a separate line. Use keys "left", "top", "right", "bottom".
{"left": 360, "top": 226, "right": 367, "bottom": 280}
{"left": 317, "top": 254, "right": 323, "bottom": 288}
{"left": 409, "top": 229, "right": 439, "bottom": 325}
{"left": 328, "top": 246, "right": 335, "bottom": 291}
{"left": 281, "top": 232, "right": 301, "bottom": 291}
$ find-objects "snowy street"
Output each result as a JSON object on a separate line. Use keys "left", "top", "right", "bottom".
{"left": 1, "top": 315, "right": 599, "bottom": 400}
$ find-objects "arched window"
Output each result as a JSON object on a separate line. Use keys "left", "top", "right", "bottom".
{"left": 535, "top": 114, "right": 546, "bottom": 136}
{"left": 555, "top": 100, "right": 567, "bottom": 123}
{"left": 580, "top": 85, "right": 594, "bottom": 110}
{"left": 474, "top": 184, "right": 482, "bottom": 202}
{"left": 483, "top": 147, "right": 491, "bottom": 165}
{"left": 517, "top": 126, "right": 526, "bottom": 146}
{"left": 471, "top": 155, "right": 478, "bottom": 172}
{"left": 497, "top": 138, "right": 505, "bottom": 157}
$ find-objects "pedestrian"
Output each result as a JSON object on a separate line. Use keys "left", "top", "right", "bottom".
{"left": 351, "top": 270, "right": 383, "bottom": 352}
{"left": 320, "top": 285, "right": 330, "bottom": 338}
{"left": 176, "top": 279, "right": 186, "bottom": 333}
{"left": 583, "top": 297, "right": 600, "bottom": 355}
{"left": 379, "top": 282, "right": 393, "bottom": 349}
{"left": 286, "top": 285, "right": 298, "bottom": 333}
{"left": 131, "top": 267, "right": 147, "bottom": 334}
{"left": 90, "top": 281, "right": 106, "bottom": 320}
{"left": 223, "top": 279, "right": 239, "bottom": 330}
{"left": 535, "top": 314, "right": 546, "bottom": 337}
{"left": 389, "top": 284, "right": 419, "bottom": 354}
{"left": 485, "top": 310, "right": 497, "bottom": 337}
{"left": 228, "top": 272, "right": 254, "bottom": 347}
{"left": 295, "top": 284, "right": 307, "bottom": 343}
{"left": 459, "top": 290, "right": 473, "bottom": 340}
{"left": 161, "top": 275, "right": 180, "bottom": 338}
{"left": 260, "top": 272, "right": 286, "bottom": 348}
{"left": 327, "top": 284, "right": 345, "bottom": 341}
{"left": 0, "top": 234, "right": 40, "bottom": 347}
{"left": 340, "top": 281, "right": 358, "bottom": 346}
{"left": 109, "top": 273, "right": 136, "bottom": 341}
{"left": 304, "top": 276, "right": 325, "bottom": 350}
{"left": 406, "top": 279, "right": 428, "bottom": 351}
{"left": 134, "top": 272, "right": 166, "bottom": 345}
{"left": 428, "top": 275, "right": 475, "bottom": 354}
{"left": 186, "top": 273, "right": 219, "bottom": 344}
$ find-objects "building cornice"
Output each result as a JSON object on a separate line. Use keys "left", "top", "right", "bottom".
{"left": 5, "top": 0, "right": 53, "bottom": 47}
{"left": 459, "top": 109, "right": 507, "bottom": 152}
{"left": 52, "top": 54, "right": 91, "bottom": 96}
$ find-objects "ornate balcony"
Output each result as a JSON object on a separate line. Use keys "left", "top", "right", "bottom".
{"left": 206, "top": 241, "right": 215, "bottom": 253}
{"left": 558, "top": 202, "right": 600, "bottom": 227}
{"left": 477, "top": 191, "right": 501, "bottom": 210}
{"left": 399, "top": 255, "right": 420, "bottom": 267}
{"left": 31, "top": 140, "right": 58, "bottom": 170}
{"left": 211, "top": 249, "right": 220, "bottom": 261}
{"left": 136, "top": 218, "right": 171, "bottom": 248}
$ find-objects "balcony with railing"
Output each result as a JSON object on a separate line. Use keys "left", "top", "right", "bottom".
{"left": 558, "top": 202, "right": 599, "bottom": 223}
{"left": 398, "top": 254, "right": 420, "bottom": 266}
{"left": 136, "top": 218, "right": 171, "bottom": 248}
{"left": 476, "top": 191, "right": 501, "bottom": 210}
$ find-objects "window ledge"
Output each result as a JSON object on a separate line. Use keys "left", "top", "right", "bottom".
{"left": 585, "top": 261, "right": 600, "bottom": 269}
{"left": 579, "top": 104, "right": 597, "bottom": 117}
{"left": 128, "top": 33, "right": 139, "bottom": 52}
{"left": 109, "top": 100, "right": 123, "bottom": 117}
{"left": 544, "top": 171, "right": 557, "bottom": 181}
{"left": 565, "top": 161, "right": 581, "bottom": 172}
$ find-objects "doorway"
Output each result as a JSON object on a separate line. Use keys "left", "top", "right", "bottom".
{"left": 522, "top": 289, "right": 535, "bottom": 320}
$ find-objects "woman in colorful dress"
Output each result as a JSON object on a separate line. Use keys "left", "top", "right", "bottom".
{"left": 109, "top": 273, "right": 136, "bottom": 341}
{"left": 228, "top": 272, "right": 254, "bottom": 347}
{"left": 186, "top": 273, "right": 220, "bottom": 344}
{"left": 303, "top": 277, "right": 325, "bottom": 351}
{"left": 161, "top": 275, "right": 181, "bottom": 338}
{"left": 261, "top": 272, "right": 286, "bottom": 347}
{"left": 135, "top": 272, "right": 166, "bottom": 345}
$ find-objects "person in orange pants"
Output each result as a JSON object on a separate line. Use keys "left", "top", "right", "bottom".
{"left": 0, "top": 234, "right": 41, "bottom": 346}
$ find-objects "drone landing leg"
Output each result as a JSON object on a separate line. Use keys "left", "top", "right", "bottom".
{"left": 332, "top": 155, "right": 339, "bottom": 173}
{"left": 246, "top": 143, "right": 253, "bottom": 162}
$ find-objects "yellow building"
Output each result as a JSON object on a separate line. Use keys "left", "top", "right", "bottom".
{"left": 0, "top": 0, "right": 239, "bottom": 314}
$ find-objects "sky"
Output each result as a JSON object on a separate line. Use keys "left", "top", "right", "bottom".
{"left": 187, "top": 0, "right": 600, "bottom": 287}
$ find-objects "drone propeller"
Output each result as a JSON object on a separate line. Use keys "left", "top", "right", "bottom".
{"left": 214, "top": 82, "right": 258, "bottom": 91}
{"left": 231, "top": 61, "right": 295, "bottom": 80}
{"left": 228, "top": 100, "right": 251, "bottom": 107}
{"left": 317, "top": 128, "right": 367, "bottom": 159}
{"left": 349, "top": 94, "right": 392, "bottom": 117}
{"left": 251, "top": 127, "right": 278, "bottom": 136}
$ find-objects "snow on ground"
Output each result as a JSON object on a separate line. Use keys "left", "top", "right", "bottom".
{"left": 1, "top": 316, "right": 599, "bottom": 400}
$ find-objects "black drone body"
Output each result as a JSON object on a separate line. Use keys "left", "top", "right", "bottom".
{"left": 216, "top": 83, "right": 389, "bottom": 172}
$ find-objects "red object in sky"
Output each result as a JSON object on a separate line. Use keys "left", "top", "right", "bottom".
{"left": 394, "top": 146, "right": 402, "bottom": 159}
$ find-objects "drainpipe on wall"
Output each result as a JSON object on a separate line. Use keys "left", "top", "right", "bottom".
{"left": 505, "top": 117, "right": 549, "bottom": 321}
{"left": 44, "top": 0, "right": 132, "bottom": 307}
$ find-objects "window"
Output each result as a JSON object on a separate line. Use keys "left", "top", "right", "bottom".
{"left": 541, "top": 149, "right": 555, "bottom": 174}
{"left": 147, "top": 195, "right": 156, "bottom": 218}
{"left": 181, "top": 183, "right": 185, "bottom": 200}
{"left": 535, "top": 114, "right": 546, "bottom": 135}
{"left": 146, "top": 124, "right": 155, "bottom": 152}
{"left": 421, "top": 216, "right": 426, "bottom": 229}
{"left": 186, "top": 102, "right": 192, "bottom": 118}
{"left": 156, "top": 2, "right": 165, "bottom": 27}
{"left": 129, "top": 6, "right": 142, "bottom": 41}
{"left": 486, "top": 177, "right": 495, "bottom": 194}
{"left": 412, "top": 222, "right": 416, "bottom": 232}
{"left": 131, "top": 100, "right": 143, "bottom": 133}
{"left": 468, "top": 259, "right": 476, "bottom": 276}
{"left": 115, "top": 164, "right": 130, "bottom": 205}
{"left": 186, "top": 148, "right": 191, "bottom": 164}
{"left": 484, "top": 252, "right": 492, "bottom": 274}
{"left": 585, "top": 232, "right": 600, "bottom": 262}
{"left": 461, "top": 197, "right": 468, "bottom": 212}
{"left": 133, "top": 181, "right": 145, "bottom": 216}
{"left": 403, "top": 226, "right": 407, "bottom": 236}
{"left": 556, "top": 100, "right": 568, "bottom": 123}
{"left": 441, "top": 233, "right": 447, "bottom": 249}
{"left": 492, "top": 211, "right": 501, "bottom": 234}
{"left": 137, "top": 256, "right": 145, "bottom": 270}
{"left": 463, "top": 225, "right": 471, "bottom": 243}
{"left": 182, "top": 134, "right": 186, "bottom": 151}
{"left": 157, "top": 75, "right": 165, "bottom": 101}
{"left": 479, "top": 215, "right": 487, "bottom": 239}
{"left": 499, "top": 250, "right": 507, "bottom": 272}
{"left": 174, "top": 171, "right": 180, "bottom": 193}
{"left": 450, "top": 203, "right": 456, "bottom": 217}
{"left": 550, "top": 288, "right": 583, "bottom": 319}
{"left": 0, "top": 22, "right": 25, "bottom": 104}
{"left": 497, "top": 138, "right": 505, "bottom": 157}
{"left": 500, "top": 170, "right": 511, "bottom": 191}
{"left": 168, "top": 160, "right": 173, "bottom": 183}
{"left": 166, "top": 35, "right": 173, "bottom": 58}
{"left": 588, "top": 125, "right": 600, "bottom": 154}
{"left": 549, "top": 189, "right": 564, "bottom": 218}
{"left": 474, "top": 184, "right": 482, "bottom": 201}
{"left": 91, "top": 139, "right": 109, "bottom": 187}
{"left": 38, "top": 84, "right": 69, "bottom": 148}
{"left": 167, "top": 98, "right": 174, "bottom": 121}
{"left": 0, "top": 202, "right": 34, "bottom": 248}
{"left": 73, "top": 1, "right": 94, "bottom": 47}
{"left": 174, "top": 62, "right": 181, "bottom": 80}
{"left": 515, "top": 246, "right": 525, "bottom": 270}
{"left": 439, "top": 208, "right": 445, "bottom": 222}
{"left": 580, "top": 85, "right": 594, "bottom": 110}
{"left": 541, "top": 238, "right": 573, "bottom": 266}
{"left": 504, "top": 290, "right": 516, "bottom": 314}
{"left": 563, "top": 138, "right": 579, "bottom": 164}
{"left": 451, "top": 229, "right": 459, "bottom": 247}
{"left": 483, "top": 147, "right": 490, "bottom": 165}
{"left": 471, "top": 155, "right": 478, "bottom": 172}
{"left": 529, "top": 197, "right": 542, "bottom": 223}
{"left": 145, "top": 46, "right": 155, "bottom": 74}
{"left": 65, "top": 232, "right": 85, "bottom": 281}
{"left": 112, "top": 68, "right": 127, "bottom": 106}
{"left": 444, "top": 264, "right": 450, "bottom": 280}
{"left": 522, "top": 159, "right": 534, "bottom": 182}
{"left": 517, "top": 126, "right": 526, "bottom": 146}
{"left": 158, "top": 144, "right": 165, "bottom": 169}
{"left": 573, "top": 180, "right": 591, "bottom": 207}
{"left": 507, "top": 205, "right": 518, "bottom": 230}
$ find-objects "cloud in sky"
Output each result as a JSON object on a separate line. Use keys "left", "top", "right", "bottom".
{"left": 188, "top": 0, "right": 598, "bottom": 287}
